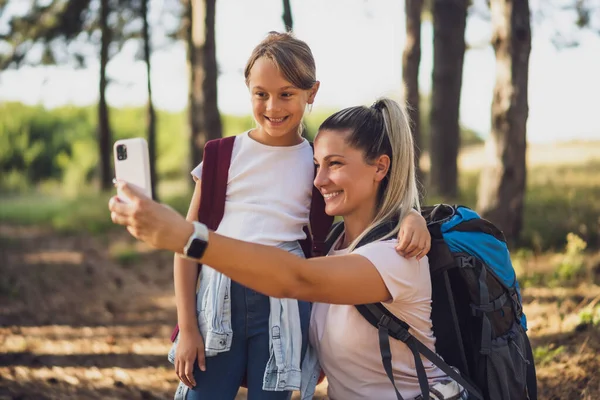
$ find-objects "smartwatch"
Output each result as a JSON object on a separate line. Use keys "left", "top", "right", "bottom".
{"left": 183, "top": 221, "right": 209, "bottom": 260}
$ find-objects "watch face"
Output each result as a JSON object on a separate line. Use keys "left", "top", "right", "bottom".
{"left": 187, "top": 238, "right": 208, "bottom": 259}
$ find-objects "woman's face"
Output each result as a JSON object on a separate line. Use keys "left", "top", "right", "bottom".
{"left": 313, "top": 129, "right": 389, "bottom": 219}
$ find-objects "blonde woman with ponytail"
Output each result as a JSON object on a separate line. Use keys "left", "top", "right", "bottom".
{"left": 109, "top": 98, "right": 465, "bottom": 400}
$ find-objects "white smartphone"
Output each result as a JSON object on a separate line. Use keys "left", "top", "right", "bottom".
{"left": 113, "top": 138, "right": 152, "bottom": 202}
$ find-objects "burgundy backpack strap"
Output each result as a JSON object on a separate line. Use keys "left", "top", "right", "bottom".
{"left": 170, "top": 135, "right": 236, "bottom": 343}
{"left": 309, "top": 179, "right": 334, "bottom": 256}
{"left": 300, "top": 142, "right": 334, "bottom": 258}
{"left": 198, "top": 135, "right": 236, "bottom": 229}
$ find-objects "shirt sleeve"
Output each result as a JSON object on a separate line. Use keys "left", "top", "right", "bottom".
{"left": 352, "top": 240, "right": 428, "bottom": 303}
{"left": 191, "top": 162, "right": 203, "bottom": 181}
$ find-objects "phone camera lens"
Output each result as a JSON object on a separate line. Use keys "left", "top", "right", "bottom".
{"left": 117, "top": 144, "right": 128, "bottom": 161}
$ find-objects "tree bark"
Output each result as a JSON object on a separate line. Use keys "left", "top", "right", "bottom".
{"left": 477, "top": 0, "right": 531, "bottom": 244}
{"left": 188, "top": 0, "right": 222, "bottom": 171}
{"left": 141, "top": 0, "right": 158, "bottom": 199}
{"left": 98, "top": 0, "right": 112, "bottom": 190}
{"left": 282, "top": 0, "right": 293, "bottom": 32}
{"left": 402, "top": 0, "right": 424, "bottom": 189}
{"left": 429, "top": 0, "right": 467, "bottom": 198}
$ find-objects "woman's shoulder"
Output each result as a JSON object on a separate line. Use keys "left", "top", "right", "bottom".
{"left": 352, "top": 239, "right": 430, "bottom": 299}
{"left": 352, "top": 239, "right": 423, "bottom": 270}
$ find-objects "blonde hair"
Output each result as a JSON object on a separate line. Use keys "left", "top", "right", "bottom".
{"left": 318, "top": 98, "right": 421, "bottom": 250}
{"left": 244, "top": 31, "right": 316, "bottom": 90}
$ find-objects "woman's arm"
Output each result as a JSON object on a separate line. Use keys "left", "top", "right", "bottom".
{"left": 110, "top": 182, "right": 393, "bottom": 305}
{"left": 202, "top": 232, "right": 391, "bottom": 305}
{"left": 174, "top": 180, "right": 203, "bottom": 332}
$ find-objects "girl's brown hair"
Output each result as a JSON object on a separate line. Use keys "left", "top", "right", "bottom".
{"left": 244, "top": 31, "right": 316, "bottom": 90}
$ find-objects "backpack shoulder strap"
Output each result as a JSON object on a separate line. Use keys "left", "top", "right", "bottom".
{"left": 323, "top": 221, "right": 345, "bottom": 254}
{"left": 198, "top": 135, "right": 235, "bottom": 229}
{"left": 352, "top": 218, "right": 483, "bottom": 400}
{"left": 358, "top": 303, "right": 483, "bottom": 400}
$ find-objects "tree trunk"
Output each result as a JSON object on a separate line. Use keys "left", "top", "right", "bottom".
{"left": 282, "top": 0, "right": 293, "bottom": 32}
{"left": 141, "top": 0, "right": 158, "bottom": 200}
{"left": 402, "top": 0, "right": 423, "bottom": 189}
{"left": 98, "top": 0, "right": 112, "bottom": 190}
{"left": 188, "top": 0, "right": 222, "bottom": 171}
{"left": 477, "top": 0, "right": 531, "bottom": 244}
{"left": 429, "top": 0, "right": 467, "bottom": 198}
{"left": 203, "top": 0, "right": 221, "bottom": 146}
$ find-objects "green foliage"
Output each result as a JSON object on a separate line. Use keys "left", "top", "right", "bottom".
{"left": 577, "top": 305, "right": 600, "bottom": 327}
{"left": 0, "top": 103, "right": 94, "bottom": 189}
{"left": 554, "top": 233, "right": 587, "bottom": 282}
{"left": 533, "top": 345, "right": 565, "bottom": 366}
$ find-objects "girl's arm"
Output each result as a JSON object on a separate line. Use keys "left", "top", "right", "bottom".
{"left": 173, "top": 180, "right": 207, "bottom": 388}
{"left": 395, "top": 209, "right": 431, "bottom": 259}
{"left": 110, "top": 183, "right": 394, "bottom": 305}
{"left": 174, "top": 179, "right": 202, "bottom": 333}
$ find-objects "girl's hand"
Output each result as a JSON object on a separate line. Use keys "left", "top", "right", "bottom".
{"left": 175, "top": 328, "right": 206, "bottom": 388}
{"left": 109, "top": 182, "right": 193, "bottom": 253}
{"left": 396, "top": 210, "right": 431, "bottom": 260}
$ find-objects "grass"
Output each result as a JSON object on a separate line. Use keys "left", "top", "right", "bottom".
{"left": 423, "top": 157, "right": 600, "bottom": 252}
{"left": 0, "top": 188, "right": 191, "bottom": 235}
{"left": 1, "top": 143, "right": 599, "bottom": 251}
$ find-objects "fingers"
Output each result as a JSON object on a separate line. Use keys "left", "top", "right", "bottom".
{"left": 397, "top": 231, "right": 430, "bottom": 259}
{"left": 184, "top": 359, "right": 196, "bottom": 388}
{"left": 116, "top": 181, "right": 148, "bottom": 201}
{"left": 175, "top": 357, "right": 195, "bottom": 389}
{"left": 417, "top": 237, "right": 431, "bottom": 261}
{"left": 197, "top": 348, "right": 206, "bottom": 372}
{"left": 109, "top": 196, "right": 132, "bottom": 226}
{"left": 395, "top": 229, "right": 413, "bottom": 253}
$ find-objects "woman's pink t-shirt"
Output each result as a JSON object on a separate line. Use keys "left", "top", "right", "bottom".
{"left": 308, "top": 237, "right": 448, "bottom": 399}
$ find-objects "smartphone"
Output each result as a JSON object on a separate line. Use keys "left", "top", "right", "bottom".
{"left": 113, "top": 138, "right": 152, "bottom": 202}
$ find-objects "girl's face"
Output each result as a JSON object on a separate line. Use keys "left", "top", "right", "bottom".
{"left": 247, "top": 57, "right": 319, "bottom": 146}
{"left": 313, "top": 129, "right": 390, "bottom": 219}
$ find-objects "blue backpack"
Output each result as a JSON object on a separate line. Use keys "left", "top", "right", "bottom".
{"left": 324, "top": 204, "right": 537, "bottom": 400}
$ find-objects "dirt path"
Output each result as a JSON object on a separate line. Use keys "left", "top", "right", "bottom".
{"left": 1, "top": 226, "right": 599, "bottom": 399}
{"left": 0, "top": 226, "right": 328, "bottom": 399}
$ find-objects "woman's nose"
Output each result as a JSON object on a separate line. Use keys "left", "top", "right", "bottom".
{"left": 313, "top": 166, "right": 329, "bottom": 188}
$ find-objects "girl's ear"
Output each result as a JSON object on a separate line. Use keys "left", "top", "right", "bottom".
{"left": 308, "top": 81, "right": 320, "bottom": 104}
{"left": 374, "top": 154, "right": 391, "bottom": 182}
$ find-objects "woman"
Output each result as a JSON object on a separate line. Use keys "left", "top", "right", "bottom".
{"left": 109, "top": 98, "right": 465, "bottom": 400}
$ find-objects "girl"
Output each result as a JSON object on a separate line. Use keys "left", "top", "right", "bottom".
{"left": 170, "top": 32, "right": 430, "bottom": 399}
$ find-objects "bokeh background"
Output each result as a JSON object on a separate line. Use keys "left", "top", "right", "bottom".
{"left": 1, "top": 0, "right": 599, "bottom": 399}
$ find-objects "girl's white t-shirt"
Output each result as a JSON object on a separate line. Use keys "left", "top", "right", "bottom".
{"left": 191, "top": 131, "right": 314, "bottom": 245}
{"left": 309, "top": 237, "right": 448, "bottom": 400}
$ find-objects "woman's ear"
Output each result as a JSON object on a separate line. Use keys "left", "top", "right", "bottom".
{"left": 374, "top": 154, "right": 391, "bottom": 182}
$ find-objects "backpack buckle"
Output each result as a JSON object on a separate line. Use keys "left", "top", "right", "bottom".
{"left": 378, "top": 314, "right": 392, "bottom": 329}
{"left": 379, "top": 315, "right": 411, "bottom": 342}
{"left": 457, "top": 255, "right": 475, "bottom": 269}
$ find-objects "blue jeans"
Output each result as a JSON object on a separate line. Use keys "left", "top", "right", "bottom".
{"left": 175, "top": 280, "right": 311, "bottom": 400}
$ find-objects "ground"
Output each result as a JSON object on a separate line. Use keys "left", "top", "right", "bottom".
{"left": 1, "top": 225, "right": 599, "bottom": 399}
{"left": 0, "top": 225, "right": 329, "bottom": 400}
